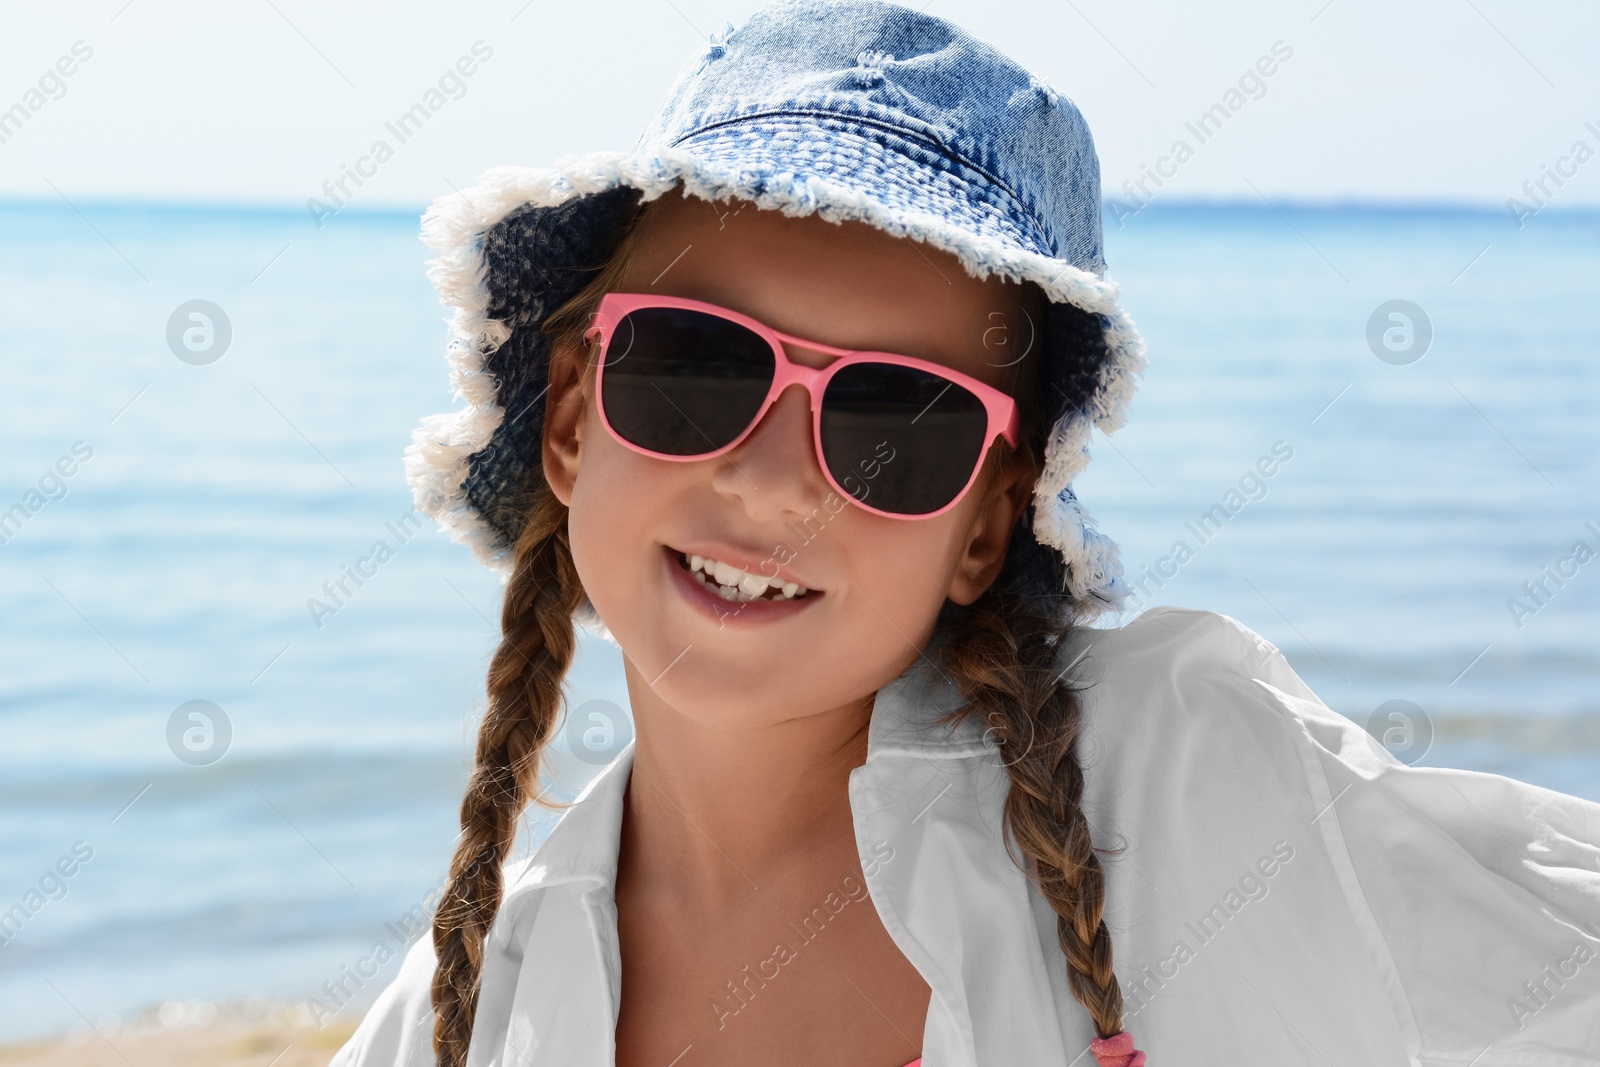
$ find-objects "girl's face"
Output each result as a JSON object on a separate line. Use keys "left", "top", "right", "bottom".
{"left": 543, "top": 189, "right": 1042, "bottom": 734}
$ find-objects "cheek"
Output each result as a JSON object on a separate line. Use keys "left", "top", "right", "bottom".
{"left": 566, "top": 411, "right": 675, "bottom": 600}
{"left": 841, "top": 509, "right": 967, "bottom": 620}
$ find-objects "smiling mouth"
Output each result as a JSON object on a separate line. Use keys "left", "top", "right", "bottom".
{"left": 670, "top": 548, "right": 816, "bottom": 603}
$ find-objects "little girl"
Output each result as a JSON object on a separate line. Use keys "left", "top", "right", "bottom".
{"left": 331, "top": 1, "right": 1600, "bottom": 1064}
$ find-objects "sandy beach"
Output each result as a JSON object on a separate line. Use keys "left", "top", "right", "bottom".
{"left": 0, "top": 1001, "right": 359, "bottom": 1067}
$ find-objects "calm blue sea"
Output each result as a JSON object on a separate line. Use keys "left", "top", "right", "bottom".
{"left": 1, "top": 198, "right": 1597, "bottom": 1042}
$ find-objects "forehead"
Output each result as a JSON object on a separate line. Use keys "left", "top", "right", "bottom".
{"left": 613, "top": 189, "right": 1039, "bottom": 390}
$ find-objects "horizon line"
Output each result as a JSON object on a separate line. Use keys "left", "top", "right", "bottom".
{"left": 1, "top": 191, "right": 1596, "bottom": 220}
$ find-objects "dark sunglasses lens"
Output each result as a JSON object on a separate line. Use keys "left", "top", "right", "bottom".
{"left": 600, "top": 308, "right": 774, "bottom": 456}
{"left": 820, "top": 363, "right": 992, "bottom": 516}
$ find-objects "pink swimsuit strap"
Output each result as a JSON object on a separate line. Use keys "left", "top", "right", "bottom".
{"left": 1090, "top": 1031, "right": 1148, "bottom": 1066}
{"left": 894, "top": 1027, "right": 1144, "bottom": 1067}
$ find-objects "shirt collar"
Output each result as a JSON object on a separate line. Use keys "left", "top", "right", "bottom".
{"left": 501, "top": 639, "right": 990, "bottom": 900}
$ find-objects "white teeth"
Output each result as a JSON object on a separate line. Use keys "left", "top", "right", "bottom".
{"left": 683, "top": 552, "right": 809, "bottom": 602}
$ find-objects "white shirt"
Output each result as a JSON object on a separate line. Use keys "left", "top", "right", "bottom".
{"left": 330, "top": 606, "right": 1600, "bottom": 1066}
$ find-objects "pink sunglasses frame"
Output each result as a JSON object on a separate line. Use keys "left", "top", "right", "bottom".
{"left": 582, "top": 292, "right": 1021, "bottom": 520}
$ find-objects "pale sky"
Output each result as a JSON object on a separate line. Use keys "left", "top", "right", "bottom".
{"left": 2, "top": 0, "right": 1597, "bottom": 212}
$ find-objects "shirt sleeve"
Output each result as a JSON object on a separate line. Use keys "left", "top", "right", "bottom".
{"left": 1227, "top": 614, "right": 1600, "bottom": 1064}
{"left": 327, "top": 932, "right": 440, "bottom": 1067}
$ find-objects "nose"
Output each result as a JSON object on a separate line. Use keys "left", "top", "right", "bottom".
{"left": 707, "top": 349, "right": 833, "bottom": 520}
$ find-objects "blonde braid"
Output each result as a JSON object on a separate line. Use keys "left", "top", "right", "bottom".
{"left": 933, "top": 590, "right": 1125, "bottom": 1037}
{"left": 430, "top": 486, "right": 584, "bottom": 1066}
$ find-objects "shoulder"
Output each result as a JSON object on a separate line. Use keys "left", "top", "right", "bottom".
{"left": 1059, "top": 604, "right": 1319, "bottom": 750}
{"left": 1062, "top": 604, "right": 1285, "bottom": 678}
{"left": 1059, "top": 604, "right": 1363, "bottom": 843}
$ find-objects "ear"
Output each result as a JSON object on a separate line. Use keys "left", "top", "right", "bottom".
{"left": 542, "top": 340, "right": 591, "bottom": 508}
{"left": 946, "top": 449, "right": 1039, "bottom": 606}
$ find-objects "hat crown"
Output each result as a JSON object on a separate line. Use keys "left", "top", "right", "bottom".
{"left": 634, "top": 0, "right": 1106, "bottom": 275}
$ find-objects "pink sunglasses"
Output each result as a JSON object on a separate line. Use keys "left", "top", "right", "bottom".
{"left": 582, "top": 292, "right": 1020, "bottom": 520}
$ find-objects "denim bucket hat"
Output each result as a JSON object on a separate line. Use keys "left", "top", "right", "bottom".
{"left": 404, "top": 0, "right": 1148, "bottom": 623}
